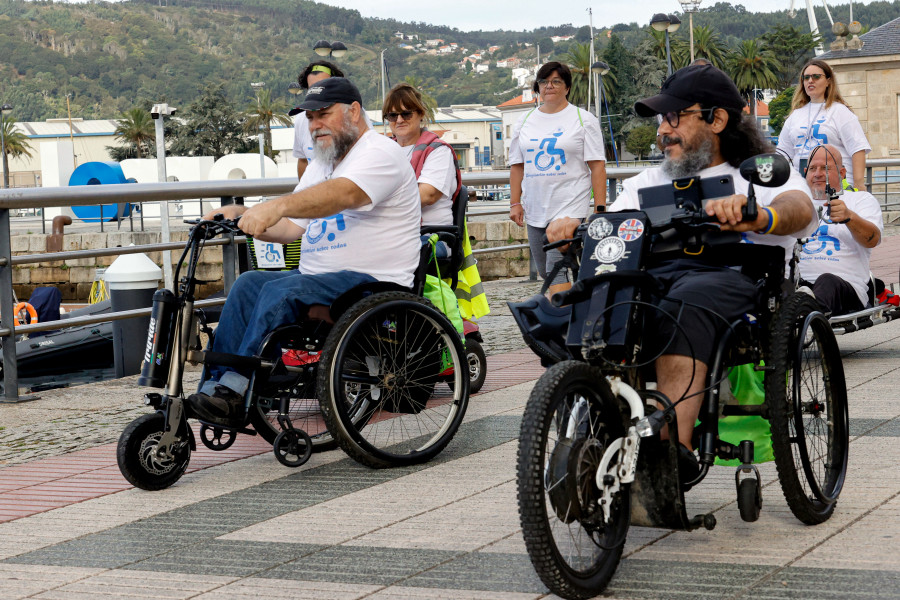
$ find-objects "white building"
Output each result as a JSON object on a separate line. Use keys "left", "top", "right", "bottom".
{"left": 497, "top": 90, "right": 539, "bottom": 166}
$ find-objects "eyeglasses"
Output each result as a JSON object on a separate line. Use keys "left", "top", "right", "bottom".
{"left": 537, "top": 78, "right": 566, "bottom": 88}
{"left": 655, "top": 108, "right": 713, "bottom": 128}
{"left": 385, "top": 110, "right": 416, "bottom": 122}
{"left": 803, "top": 73, "right": 826, "bottom": 81}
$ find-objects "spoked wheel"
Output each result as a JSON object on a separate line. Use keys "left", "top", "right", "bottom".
{"left": 517, "top": 361, "right": 630, "bottom": 600}
{"left": 273, "top": 428, "right": 313, "bottom": 468}
{"left": 318, "top": 292, "right": 469, "bottom": 469}
{"left": 117, "top": 412, "right": 191, "bottom": 491}
{"left": 248, "top": 327, "right": 337, "bottom": 452}
{"left": 199, "top": 424, "right": 236, "bottom": 451}
{"left": 767, "top": 293, "right": 849, "bottom": 524}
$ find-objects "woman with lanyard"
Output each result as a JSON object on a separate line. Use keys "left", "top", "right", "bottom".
{"left": 508, "top": 61, "right": 607, "bottom": 294}
{"left": 776, "top": 59, "right": 870, "bottom": 191}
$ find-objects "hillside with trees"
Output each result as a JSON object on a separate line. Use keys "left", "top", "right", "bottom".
{"left": 1, "top": 0, "right": 898, "bottom": 138}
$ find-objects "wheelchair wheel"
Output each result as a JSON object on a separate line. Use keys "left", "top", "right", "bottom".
{"left": 766, "top": 293, "right": 849, "bottom": 525}
{"left": 517, "top": 361, "right": 630, "bottom": 600}
{"left": 318, "top": 292, "right": 469, "bottom": 469}
{"left": 117, "top": 412, "right": 191, "bottom": 491}
{"left": 464, "top": 338, "right": 487, "bottom": 394}
{"left": 248, "top": 328, "right": 337, "bottom": 452}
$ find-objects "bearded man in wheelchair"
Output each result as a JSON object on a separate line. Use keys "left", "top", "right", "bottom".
{"left": 188, "top": 77, "right": 422, "bottom": 427}
{"left": 544, "top": 64, "right": 818, "bottom": 479}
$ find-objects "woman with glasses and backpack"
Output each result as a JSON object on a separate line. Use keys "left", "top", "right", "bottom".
{"left": 776, "top": 59, "right": 870, "bottom": 191}
{"left": 508, "top": 61, "right": 607, "bottom": 294}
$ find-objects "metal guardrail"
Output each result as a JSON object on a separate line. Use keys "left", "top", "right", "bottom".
{"left": 1, "top": 159, "right": 898, "bottom": 400}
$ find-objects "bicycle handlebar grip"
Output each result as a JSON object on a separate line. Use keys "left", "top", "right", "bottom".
{"left": 550, "top": 280, "right": 586, "bottom": 307}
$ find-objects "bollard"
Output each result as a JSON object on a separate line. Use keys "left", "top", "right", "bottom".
{"left": 103, "top": 253, "right": 163, "bottom": 378}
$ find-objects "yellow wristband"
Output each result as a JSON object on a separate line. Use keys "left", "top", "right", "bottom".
{"left": 761, "top": 206, "right": 779, "bottom": 235}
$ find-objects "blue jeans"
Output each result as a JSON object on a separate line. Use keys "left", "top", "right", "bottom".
{"left": 204, "top": 269, "right": 377, "bottom": 395}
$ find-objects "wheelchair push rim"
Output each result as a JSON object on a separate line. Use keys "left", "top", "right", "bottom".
{"left": 318, "top": 292, "right": 469, "bottom": 469}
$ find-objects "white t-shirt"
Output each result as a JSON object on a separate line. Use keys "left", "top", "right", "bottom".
{"left": 402, "top": 143, "right": 456, "bottom": 226}
{"left": 288, "top": 130, "right": 421, "bottom": 287}
{"left": 799, "top": 190, "right": 883, "bottom": 305}
{"left": 776, "top": 101, "right": 870, "bottom": 183}
{"left": 292, "top": 110, "right": 374, "bottom": 163}
{"left": 509, "top": 103, "right": 606, "bottom": 228}
{"left": 613, "top": 162, "right": 817, "bottom": 264}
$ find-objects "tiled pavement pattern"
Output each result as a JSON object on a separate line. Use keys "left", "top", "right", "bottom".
{"left": 1, "top": 238, "right": 899, "bottom": 598}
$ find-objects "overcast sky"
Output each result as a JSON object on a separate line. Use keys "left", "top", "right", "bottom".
{"left": 314, "top": 0, "right": 874, "bottom": 32}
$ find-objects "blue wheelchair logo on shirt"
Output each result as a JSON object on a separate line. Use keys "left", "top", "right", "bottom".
{"left": 527, "top": 130, "right": 567, "bottom": 172}
{"left": 306, "top": 214, "right": 346, "bottom": 244}
{"left": 802, "top": 224, "right": 841, "bottom": 256}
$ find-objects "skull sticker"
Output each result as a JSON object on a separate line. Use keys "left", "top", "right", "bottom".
{"left": 755, "top": 156, "right": 774, "bottom": 183}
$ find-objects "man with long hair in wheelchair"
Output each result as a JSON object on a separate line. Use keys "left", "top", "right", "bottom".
{"left": 546, "top": 64, "right": 818, "bottom": 477}
{"left": 189, "top": 77, "right": 422, "bottom": 426}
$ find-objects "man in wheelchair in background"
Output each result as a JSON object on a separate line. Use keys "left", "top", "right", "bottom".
{"left": 546, "top": 64, "right": 818, "bottom": 476}
{"left": 190, "top": 77, "right": 422, "bottom": 427}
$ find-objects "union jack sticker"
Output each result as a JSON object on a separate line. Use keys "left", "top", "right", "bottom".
{"left": 617, "top": 219, "right": 644, "bottom": 242}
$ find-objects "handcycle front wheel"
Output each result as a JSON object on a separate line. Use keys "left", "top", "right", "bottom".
{"left": 766, "top": 293, "right": 849, "bottom": 525}
{"left": 318, "top": 292, "right": 469, "bottom": 469}
{"left": 517, "top": 361, "right": 630, "bottom": 600}
{"left": 117, "top": 412, "right": 191, "bottom": 491}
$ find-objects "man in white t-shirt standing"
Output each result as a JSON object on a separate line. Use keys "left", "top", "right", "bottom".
{"left": 290, "top": 61, "right": 343, "bottom": 179}
{"left": 189, "top": 78, "right": 421, "bottom": 426}
{"left": 547, "top": 64, "right": 816, "bottom": 479}
{"left": 799, "top": 144, "right": 883, "bottom": 315}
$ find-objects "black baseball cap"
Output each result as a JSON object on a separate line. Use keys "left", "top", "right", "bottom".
{"left": 634, "top": 64, "right": 746, "bottom": 117}
{"left": 295, "top": 77, "right": 363, "bottom": 113}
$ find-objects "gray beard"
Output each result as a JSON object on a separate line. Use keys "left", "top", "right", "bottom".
{"left": 661, "top": 137, "right": 714, "bottom": 179}
{"left": 312, "top": 116, "right": 360, "bottom": 165}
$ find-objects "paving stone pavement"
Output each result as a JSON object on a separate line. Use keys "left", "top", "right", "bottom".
{"left": 1, "top": 238, "right": 899, "bottom": 598}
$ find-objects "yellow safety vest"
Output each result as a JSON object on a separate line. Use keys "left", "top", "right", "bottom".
{"left": 451, "top": 222, "right": 490, "bottom": 319}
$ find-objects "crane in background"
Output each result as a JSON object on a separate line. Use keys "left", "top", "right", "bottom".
{"left": 788, "top": 0, "right": 836, "bottom": 55}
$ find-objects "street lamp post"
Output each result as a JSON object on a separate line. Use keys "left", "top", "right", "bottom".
{"left": 679, "top": 0, "right": 703, "bottom": 63}
{"left": 591, "top": 62, "right": 620, "bottom": 167}
{"left": 0, "top": 103, "right": 11, "bottom": 189}
{"left": 650, "top": 13, "right": 681, "bottom": 77}
{"left": 474, "top": 136, "right": 480, "bottom": 171}
{"left": 250, "top": 82, "right": 266, "bottom": 177}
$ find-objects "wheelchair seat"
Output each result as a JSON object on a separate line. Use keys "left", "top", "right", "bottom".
{"left": 421, "top": 185, "right": 468, "bottom": 290}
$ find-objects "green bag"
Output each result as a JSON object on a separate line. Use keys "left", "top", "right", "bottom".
{"left": 713, "top": 362, "right": 775, "bottom": 466}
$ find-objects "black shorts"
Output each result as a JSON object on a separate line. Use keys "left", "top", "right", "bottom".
{"left": 643, "top": 260, "right": 759, "bottom": 366}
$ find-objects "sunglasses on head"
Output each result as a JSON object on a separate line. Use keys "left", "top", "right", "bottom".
{"left": 385, "top": 110, "right": 416, "bottom": 122}
{"left": 803, "top": 73, "right": 825, "bottom": 81}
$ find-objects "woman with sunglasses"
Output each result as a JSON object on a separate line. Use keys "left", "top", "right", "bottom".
{"left": 508, "top": 61, "right": 607, "bottom": 294}
{"left": 776, "top": 59, "right": 870, "bottom": 191}
{"left": 382, "top": 83, "right": 460, "bottom": 235}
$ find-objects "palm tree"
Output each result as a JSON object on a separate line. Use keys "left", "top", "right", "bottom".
{"left": 243, "top": 89, "right": 292, "bottom": 159}
{"left": 564, "top": 42, "right": 618, "bottom": 110}
{"left": 1, "top": 119, "right": 33, "bottom": 188}
{"left": 647, "top": 29, "right": 688, "bottom": 73}
{"left": 113, "top": 108, "right": 154, "bottom": 159}
{"left": 691, "top": 26, "right": 727, "bottom": 69}
{"left": 725, "top": 40, "right": 780, "bottom": 100}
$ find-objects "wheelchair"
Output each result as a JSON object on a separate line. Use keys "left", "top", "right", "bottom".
{"left": 117, "top": 214, "right": 470, "bottom": 491}
{"left": 509, "top": 155, "right": 849, "bottom": 599}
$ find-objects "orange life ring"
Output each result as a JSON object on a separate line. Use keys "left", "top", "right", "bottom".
{"left": 13, "top": 302, "right": 38, "bottom": 327}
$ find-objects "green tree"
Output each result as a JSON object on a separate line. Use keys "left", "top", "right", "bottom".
{"left": 403, "top": 75, "right": 438, "bottom": 123}
{"left": 690, "top": 26, "right": 727, "bottom": 69}
{"left": 1, "top": 119, "right": 34, "bottom": 188}
{"left": 563, "top": 42, "right": 592, "bottom": 109}
{"left": 242, "top": 89, "right": 292, "bottom": 159}
{"left": 625, "top": 124, "right": 657, "bottom": 160}
{"left": 767, "top": 85, "right": 795, "bottom": 136}
{"left": 169, "top": 84, "right": 252, "bottom": 159}
{"left": 647, "top": 29, "right": 688, "bottom": 73}
{"left": 112, "top": 107, "right": 155, "bottom": 159}
{"left": 725, "top": 40, "right": 780, "bottom": 99}
{"left": 759, "top": 25, "right": 822, "bottom": 88}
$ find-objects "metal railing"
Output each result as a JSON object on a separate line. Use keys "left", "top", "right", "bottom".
{"left": 1, "top": 159, "right": 898, "bottom": 399}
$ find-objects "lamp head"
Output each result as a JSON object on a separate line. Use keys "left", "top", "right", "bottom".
{"left": 330, "top": 41, "right": 348, "bottom": 58}
{"left": 667, "top": 14, "right": 681, "bottom": 33}
{"left": 650, "top": 13, "right": 670, "bottom": 31}
{"left": 591, "top": 61, "right": 610, "bottom": 75}
{"left": 0, "top": 104, "right": 12, "bottom": 115}
{"left": 313, "top": 40, "right": 332, "bottom": 56}
{"left": 287, "top": 82, "right": 302, "bottom": 95}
